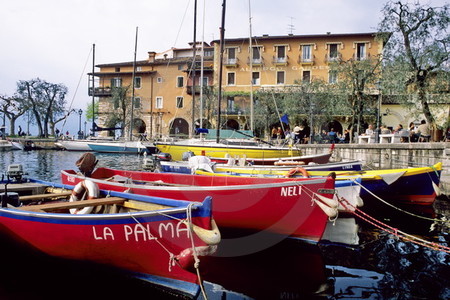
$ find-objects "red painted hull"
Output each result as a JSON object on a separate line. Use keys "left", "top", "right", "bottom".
{"left": 62, "top": 168, "right": 335, "bottom": 242}
{"left": 0, "top": 190, "right": 216, "bottom": 296}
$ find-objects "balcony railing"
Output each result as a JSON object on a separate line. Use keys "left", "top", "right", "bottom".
{"left": 88, "top": 87, "right": 112, "bottom": 97}
{"left": 223, "top": 57, "right": 239, "bottom": 67}
{"left": 186, "top": 85, "right": 213, "bottom": 95}
{"left": 325, "top": 53, "right": 342, "bottom": 64}
{"left": 272, "top": 56, "right": 288, "bottom": 65}
{"left": 298, "top": 55, "right": 315, "bottom": 65}
{"left": 247, "top": 57, "right": 263, "bottom": 66}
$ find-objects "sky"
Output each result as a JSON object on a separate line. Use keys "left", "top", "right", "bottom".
{"left": 0, "top": 0, "right": 447, "bottom": 135}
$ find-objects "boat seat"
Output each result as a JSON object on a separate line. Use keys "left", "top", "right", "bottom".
{"left": 18, "top": 197, "right": 126, "bottom": 212}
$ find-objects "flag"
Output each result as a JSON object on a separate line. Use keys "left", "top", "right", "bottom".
{"left": 280, "top": 113, "right": 289, "bottom": 124}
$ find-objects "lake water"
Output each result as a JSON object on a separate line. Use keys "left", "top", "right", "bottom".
{"left": 0, "top": 150, "right": 449, "bottom": 299}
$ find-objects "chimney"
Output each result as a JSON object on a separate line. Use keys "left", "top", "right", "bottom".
{"left": 148, "top": 51, "right": 156, "bottom": 63}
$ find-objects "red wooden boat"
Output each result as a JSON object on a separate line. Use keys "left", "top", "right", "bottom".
{"left": 0, "top": 178, "right": 219, "bottom": 297}
{"left": 61, "top": 167, "right": 337, "bottom": 243}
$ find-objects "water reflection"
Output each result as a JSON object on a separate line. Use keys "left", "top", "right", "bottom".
{"left": 0, "top": 150, "right": 448, "bottom": 299}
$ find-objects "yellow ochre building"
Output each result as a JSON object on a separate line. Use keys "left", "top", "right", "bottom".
{"left": 91, "top": 32, "right": 385, "bottom": 138}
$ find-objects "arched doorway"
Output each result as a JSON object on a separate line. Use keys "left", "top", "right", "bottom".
{"left": 133, "top": 118, "right": 146, "bottom": 134}
{"left": 321, "top": 120, "right": 343, "bottom": 135}
{"left": 226, "top": 119, "right": 239, "bottom": 130}
{"left": 169, "top": 118, "right": 189, "bottom": 136}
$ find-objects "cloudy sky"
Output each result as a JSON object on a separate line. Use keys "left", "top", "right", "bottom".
{"left": 0, "top": 0, "right": 447, "bottom": 133}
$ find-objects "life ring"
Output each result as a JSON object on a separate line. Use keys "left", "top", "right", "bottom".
{"left": 285, "top": 167, "right": 309, "bottom": 178}
{"left": 69, "top": 180, "right": 99, "bottom": 214}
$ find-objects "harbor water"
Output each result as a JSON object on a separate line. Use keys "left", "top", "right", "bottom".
{"left": 0, "top": 150, "right": 449, "bottom": 299}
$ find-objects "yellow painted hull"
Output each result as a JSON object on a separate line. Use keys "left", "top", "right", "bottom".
{"left": 155, "top": 142, "right": 301, "bottom": 161}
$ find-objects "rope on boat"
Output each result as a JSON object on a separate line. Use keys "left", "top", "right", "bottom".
{"left": 299, "top": 183, "right": 339, "bottom": 221}
{"left": 338, "top": 197, "right": 450, "bottom": 254}
{"left": 186, "top": 202, "right": 208, "bottom": 300}
{"left": 128, "top": 214, "right": 178, "bottom": 272}
{"left": 128, "top": 203, "right": 208, "bottom": 299}
{"left": 349, "top": 178, "right": 449, "bottom": 224}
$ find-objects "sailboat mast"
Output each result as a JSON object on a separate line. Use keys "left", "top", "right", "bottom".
{"left": 199, "top": 0, "right": 206, "bottom": 130}
{"left": 248, "top": 0, "right": 254, "bottom": 133}
{"left": 129, "top": 26, "right": 138, "bottom": 141}
{"left": 216, "top": 0, "right": 226, "bottom": 143}
{"left": 191, "top": 0, "right": 198, "bottom": 138}
{"left": 91, "top": 43, "right": 95, "bottom": 136}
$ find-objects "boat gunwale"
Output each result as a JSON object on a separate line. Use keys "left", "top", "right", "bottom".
{"left": 61, "top": 169, "right": 329, "bottom": 192}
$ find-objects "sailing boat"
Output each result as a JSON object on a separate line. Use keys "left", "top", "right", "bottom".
{"left": 155, "top": 1, "right": 304, "bottom": 161}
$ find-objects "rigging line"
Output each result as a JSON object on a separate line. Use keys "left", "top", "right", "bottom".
{"left": 339, "top": 198, "right": 450, "bottom": 254}
{"left": 349, "top": 178, "right": 449, "bottom": 224}
{"left": 157, "top": 0, "right": 191, "bottom": 123}
{"left": 61, "top": 45, "right": 93, "bottom": 132}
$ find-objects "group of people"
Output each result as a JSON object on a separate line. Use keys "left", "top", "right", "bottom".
{"left": 270, "top": 123, "right": 311, "bottom": 144}
{"left": 362, "top": 120, "right": 432, "bottom": 143}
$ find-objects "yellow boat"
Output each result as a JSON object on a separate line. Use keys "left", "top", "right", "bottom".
{"left": 196, "top": 162, "right": 443, "bottom": 206}
{"left": 155, "top": 139, "right": 302, "bottom": 161}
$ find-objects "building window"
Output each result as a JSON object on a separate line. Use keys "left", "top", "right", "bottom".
{"left": 227, "top": 97, "right": 235, "bottom": 111}
{"left": 204, "top": 50, "right": 214, "bottom": 57}
{"left": 178, "top": 64, "right": 184, "bottom": 70}
{"left": 328, "top": 44, "right": 339, "bottom": 61}
{"left": 356, "top": 43, "right": 366, "bottom": 60}
{"left": 176, "top": 76, "right": 184, "bottom": 88}
{"left": 201, "top": 76, "right": 209, "bottom": 86}
{"left": 252, "top": 72, "right": 260, "bottom": 85}
{"left": 226, "top": 47, "right": 237, "bottom": 64}
{"left": 302, "top": 45, "right": 312, "bottom": 62}
{"left": 136, "top": 66, "right": 142, "bottom": 71}
{"left": 115, "top": 67, "right": 120, "bottom": 72}
{"left": 176, "top": 96, "right": 183, "bottom": 108}
{"left": 227, "top": 72, "right": 235, "bottom": 85}
{"left": 302, "top": 70, "right": 311, "bottom": 83}
{"left": 134, "top": 77, "right": 141, "bottom": 89}
{"left": 329, "top": 71, "right": 338, "bottom": 84}
{"left": 276, "top": 71, "right": 285, "bottom": 85}
{"left": 110, "top": 78, "right": 122, "bottom": 87}
{"left": 157, "top": 77, "right": 163, "bottom": 83}
{"left": 251, "top": 46, "right": 262, "bottom": 63}
{"left": 134, "top": 97, "right": 141, "bottom": 109}
{"left": 276, "top": 45, "right": 287, "bottom": 63}
{"left": 155, "top": 96, "right": 163, "bottom": 109}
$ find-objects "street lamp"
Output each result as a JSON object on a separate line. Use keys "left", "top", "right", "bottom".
{"left": 84, "top": 121, "right": 87, "bottom": 139}
{"left": 78, "top": 109, "right": 83, "bottom": 139}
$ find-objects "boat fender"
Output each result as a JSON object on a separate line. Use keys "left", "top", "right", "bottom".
{"left": 191, "top": 219, "right": 221, "bottom": 245}
{"left": 175, "top": 245, "right": 218, "bottom": 270}
{"left": 285, "top": 167, "right": 309, "bottom": 178}
{"left": 69, "top": 180, "right": 99, "bottom": 214}
{"left": 314, "top": 199, "right": 337, "bottom": 218}
{"left": 315, "top": 193, "right": 338, "bottom": 209}
{"left": 432, "top": 181, "right": 441, "bottom": 197}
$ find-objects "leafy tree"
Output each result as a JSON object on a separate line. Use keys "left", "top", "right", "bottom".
{"left": 379, "top": 1, "right": 450, "bottom": 130}
{"left": 85, "top": 100, "right": 98, "bottom": 122}
{"left": 0, "top": 95, "right": 29, "bottom": 135}
{"left": 15, "top": 78, "right": 70, "bottom": 138}
{"left": 102, "top": 86, "right": 142, "bottom": 138}
{"left": 329, "top": 55, "right": 382, "bottom": 138}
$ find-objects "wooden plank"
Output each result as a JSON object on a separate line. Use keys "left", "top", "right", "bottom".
{"left": 122, "top": 200, "right": 170, "bottom": 211}
{"left": 19, "top": 192, "right": 73, "bottom": 202}
{"left": 19, "top": 197, "right": 126, "bottom": 212}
